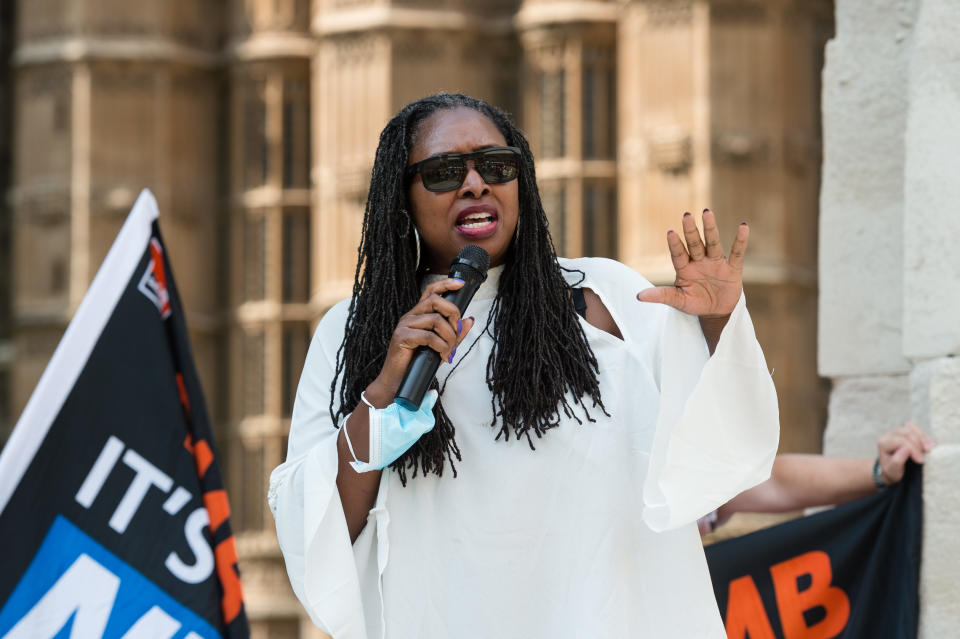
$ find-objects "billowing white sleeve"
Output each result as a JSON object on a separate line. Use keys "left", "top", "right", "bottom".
{"left": 267, "top": 304, "right": 380, "bottom": 638}
{"left": 565, "top": 257, "right": 779, "bottom": 532}
{"left": 641, "top": 293, "right": 780, "bottom": 532}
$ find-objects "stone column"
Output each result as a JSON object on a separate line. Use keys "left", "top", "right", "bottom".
{"left": 910, "top": 359, "right": 960, "bottom": 634}
{"left": 819, "top": 0, "right": 916, "bottom": 456}
{"left": 902, "top": 0, "right": 960, "bottom": 632}
{"left": 819, "top": 0, "right": 960, "bottom": 632}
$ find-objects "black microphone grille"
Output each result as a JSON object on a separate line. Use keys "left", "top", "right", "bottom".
{"left": 455, "top": 245, "right": 490, "bottom": 276}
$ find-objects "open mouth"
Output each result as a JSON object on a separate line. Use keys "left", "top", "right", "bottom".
{"left": 456, "top": 211, "right": 498, "bottom": 229}
{"left": 455, "top": 208, "right": 500, "bottom": 238}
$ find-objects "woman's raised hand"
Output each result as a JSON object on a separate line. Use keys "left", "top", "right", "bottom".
{"left": 367, "top": 278, "right": 476, "bottom": 403}
{"left": 637, "top": 209, "right": 748, "bottom": 318}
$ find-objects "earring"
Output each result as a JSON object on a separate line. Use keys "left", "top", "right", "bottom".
{"left": 413, "top": 226, "right": 421, "bottom": 271}
{"left": 399, "top": 207, "right": 421, "bottom": 271}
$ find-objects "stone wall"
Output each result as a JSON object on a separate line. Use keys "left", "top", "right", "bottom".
{"left": 819, "top": 0, "right": 960, "bottom": 633}
{"left": 0, "top": 0, "right": 13, "bottom": 444}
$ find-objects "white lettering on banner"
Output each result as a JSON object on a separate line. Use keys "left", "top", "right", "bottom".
{"left": 162, "top": 486, "right": 192, "bottom": 515}
{"left": 5, "top": 554, "right": 119, "bottom": 639}
{"left": 75, "top": 435, "right": 125, "bottom": 508}
{"left": 119, "top": 605, "right": 181, "bottom": 639}
{"left": 165, "top": 508, "right": 214, "bottom": 584}
{"left": 76, "top": 436, "right": 178, "bottom": 533}
{"left": 4, "top": 550, "right": 211, "bottom": 638}
{"left": 110, "top": 449, "right": 174, "bottom": 533}
{"left": 72, "top": 436, "right": 215, "bottom": 584}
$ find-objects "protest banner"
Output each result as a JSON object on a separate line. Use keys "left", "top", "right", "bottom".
{"left": 0, "top": 190, "right": 248, "bottom": 638}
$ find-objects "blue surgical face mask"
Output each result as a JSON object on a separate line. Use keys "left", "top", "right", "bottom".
{"left": 346, "top": 389, "right": 438, "bottom": 472}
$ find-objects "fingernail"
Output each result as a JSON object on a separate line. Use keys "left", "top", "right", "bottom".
{"left": 448, "top": 348, "right": 456, "bottom": 363}
{"left": 667, "top": 229, "right": 675, "bottom": 234}
{"left": 703, "top": 208, "right": 710, "bottom": 214}
{"left": 468, "top": 316, "right": 475, "bottom": 323}
{"left": 453, "top": 278, "right": 464, "bottom": 284}
{"left": 740, "top": 221, "right": 747, "bottom": 226}
{"left": 457, "top": 319, "right": 463, "bottom": 333}
{"left": 683, "top": 211, "right": 691, "bottom": 217}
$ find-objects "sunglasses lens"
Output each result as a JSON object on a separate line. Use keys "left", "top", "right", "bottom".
{"left": 477, "top": 150, "right": 520, "bottom": 184}
{"left": 413, "top": 148, "right": 521, "bottom": 192}
{"left": 420, "top": 158, "right": 467, "bottom": 192}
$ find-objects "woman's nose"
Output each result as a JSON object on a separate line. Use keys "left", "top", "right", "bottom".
{"left": 457, "top": 160, "right": 490, "bottom": 198}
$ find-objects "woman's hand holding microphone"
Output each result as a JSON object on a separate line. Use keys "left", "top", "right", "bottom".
{"left": 345, "top": 278, "right": 476, "bottom": 471}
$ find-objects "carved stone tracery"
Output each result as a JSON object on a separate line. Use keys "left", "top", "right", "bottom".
{"left": 642, "top": 0, "right": 693, "bottom": 27}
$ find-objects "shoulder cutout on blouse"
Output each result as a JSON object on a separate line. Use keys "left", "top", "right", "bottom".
{"left": 571, "top": 286, "right": 624, "bottom": 340}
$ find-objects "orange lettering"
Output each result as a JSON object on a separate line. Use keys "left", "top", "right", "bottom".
{"left": 770, "top": 551, "right": 849, "bottom": 639}
{"left": 193, "top": 439, "right": 214, "bottom": 477}
{"left": 215, "top": 535, "right": 244, "bottom": 624}
{"left": 203, "top": 489, "right": 231, "bottom": 532}
{"left": 182, "top": 434, "right": 214, "bottom": 477}
{"left": 175, "top": 373, "right": 191, "bottom": 415}
{"left": 724, "top": 575, "right": 776, "bottom": 639}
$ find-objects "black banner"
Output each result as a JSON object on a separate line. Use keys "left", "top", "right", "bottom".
{"left": 706, "top": 464, "right": 922, "bottom": 638}
{"left": 0, "top": 191, "right": 249, "bottom": 638}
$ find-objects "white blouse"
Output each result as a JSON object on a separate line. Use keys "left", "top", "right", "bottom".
{"left": 269, "top": 257, "right": 779, "bottom": 639}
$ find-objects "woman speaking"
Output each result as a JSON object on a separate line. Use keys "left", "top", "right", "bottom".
{"left": 269, "top": 93, "right": 779, "bottom": 638}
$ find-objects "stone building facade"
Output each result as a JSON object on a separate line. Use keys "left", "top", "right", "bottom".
{"left": 0, "top": 0, "right": 13, "bottom": 445}
{"left": 2, "top": 1, "right": 833, "bottom": 636}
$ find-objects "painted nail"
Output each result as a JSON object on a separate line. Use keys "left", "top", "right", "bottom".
{"left": 453, "top": 278, "right": 465, "bottom": 284}
{"left": 683, "top": 211, "right": 692, "bottom": 217}
{"left": 448, "top": 347, "right": 456, "bottom": 363}
{"left": 740, "top": 221, "right": 748, "bottom": 226}
{"left": 457, "top": 319, "right": 463, "bottom": 333}
{"left": 703, "top": 208, "right": 711, "bottom": 214}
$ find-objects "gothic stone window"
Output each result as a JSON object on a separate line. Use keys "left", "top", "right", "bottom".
{"left": 539, "top": 70, "right": 565, "bottom": 158}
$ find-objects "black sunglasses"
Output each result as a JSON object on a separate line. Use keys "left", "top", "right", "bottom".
{"left": 405, "top": 146, "right": 522, "bottom": 193}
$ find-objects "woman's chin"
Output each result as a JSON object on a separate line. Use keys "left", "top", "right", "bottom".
{"left": 455, "top": 228, "right": 511, "bottom": 261}
{"left": 423, "top": 225, "right": 512, "bottom": 272}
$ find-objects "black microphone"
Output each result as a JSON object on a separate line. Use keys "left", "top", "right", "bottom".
{"left": 394, "top": 245, "right": 490, "bottom": 411}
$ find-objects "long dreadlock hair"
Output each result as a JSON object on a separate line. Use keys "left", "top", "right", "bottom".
{"left": 330, "top": 93, "right": 606, "bottom": 484}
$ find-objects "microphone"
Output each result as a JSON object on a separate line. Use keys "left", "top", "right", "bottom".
{"left": 394, "top": 245, "right": 490, "bottom": 411}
